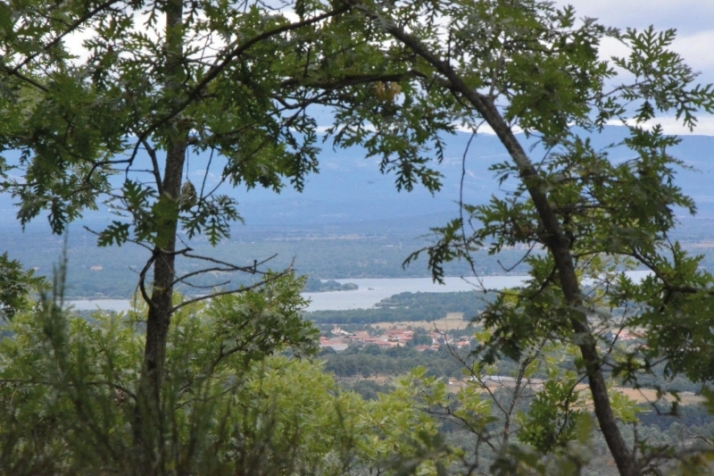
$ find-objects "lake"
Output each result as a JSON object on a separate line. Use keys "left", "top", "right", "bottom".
{"left": 66, "top": 271, "right": 652, "bottom": 313}
{"left": 303, "top": 276, "right": 530, "bottom": 310}
{"left": 66, "top": 275, "right": 530, "bottom": 312}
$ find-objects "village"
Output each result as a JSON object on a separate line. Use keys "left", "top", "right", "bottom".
{"left": 319, "top": 324, "right": 644, "bottom": 354}
{"left": 319, "top": 326, "right": 474, "bottom": 352}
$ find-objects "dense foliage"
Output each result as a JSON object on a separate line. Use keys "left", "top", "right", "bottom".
{"left": 0, "top": 277, "right": 483, "bottom": 475}
{"left": 0, "top": 252, "right": 44, "bottom": 321}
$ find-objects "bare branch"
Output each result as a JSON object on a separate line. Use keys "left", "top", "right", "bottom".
{"left": 170, "top": 266, "right": 292, "bottom": 313}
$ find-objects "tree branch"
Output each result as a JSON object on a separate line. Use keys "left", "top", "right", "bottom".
{"left": 360, "top": 7, "right": 637, "bottom": 474}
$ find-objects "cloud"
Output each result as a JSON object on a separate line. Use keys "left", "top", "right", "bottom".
{"left": 672, "top": 30, "right": 714, "bottom": 72}
{"left": 554, "top": 0, "right": 714, "bottom": 34}
{"left": 608, "top": 116, "right": 714, "bottom": 136}
{"left": 598, "top": 32, "right": 714, "bottom": 83}
{"left": 555, "top": 0, "right": 714, "bottom": 85}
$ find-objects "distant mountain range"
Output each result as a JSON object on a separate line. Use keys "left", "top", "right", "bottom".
{"left": 2, "top": 125, "right": 714, "bottom": 238}
{"left": 3, "top": 125, "right": 714, "bottom": 298}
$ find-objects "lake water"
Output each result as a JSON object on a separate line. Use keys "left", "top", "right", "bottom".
{"left": 66, "top": 271, "right": 652, "bottom": 313}
{"left": 303, "top": 276, "right": 530, "bottom": 311}
{"left": 66, "top": 298, "right": 140, "bottom": 313}
{"left": 66, "top": 275, "right": 529, "bottom": 312}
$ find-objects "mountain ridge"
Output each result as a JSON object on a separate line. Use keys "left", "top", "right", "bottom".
{"left": 2, "top": 125, "right": 714, "bottom": 234}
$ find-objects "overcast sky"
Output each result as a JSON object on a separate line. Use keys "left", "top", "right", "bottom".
{"left": 61, "top": 1, "right": 714, "bottom": 135}
{"left": 554, "top": 0, "right": 714, "bottom": 134}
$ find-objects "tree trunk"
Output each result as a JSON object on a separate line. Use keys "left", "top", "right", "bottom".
{"left": 134, "top": 0, "right": 187, "bottom": 466}
{"left": 484, "top": 105, "right": 638, "bottom": 476}
{"left": 141, "top": 0, "right": 186, "bottom": 403}
{"left": 143, "top": 140, "right": 186, "bottom": 398}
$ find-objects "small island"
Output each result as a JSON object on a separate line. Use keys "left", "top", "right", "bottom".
{"left": 304, "top": 276, "right": 358, "bottom": 292}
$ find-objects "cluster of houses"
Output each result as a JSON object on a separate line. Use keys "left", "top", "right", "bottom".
{"left": 319, "top": 326, "right": 472, "bottom": 353}
{"left": 319, "top": 326, "right": 642, "bottom": 353}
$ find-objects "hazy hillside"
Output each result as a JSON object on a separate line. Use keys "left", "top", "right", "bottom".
{"left": 2, "top": 125, "right": 714, "bottom": 299}
{"left": 2, "top": 126, "right": 714, "bottom": 234}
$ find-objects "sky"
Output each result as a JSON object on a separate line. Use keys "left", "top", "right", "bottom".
{"left": 59, "top": 1, "right": 714, "bottom": 135}
{"left": 555, "top": 0, "right": 714, "bottom": 135}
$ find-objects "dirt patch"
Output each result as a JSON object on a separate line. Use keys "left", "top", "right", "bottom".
{"left": 557, "top": 384, "right": 705, "bottom": 406}
{"left": 370, "top": 312, "right": 473, "bottom": 331}
{"left": 361, "top": 376, "right": 704, "bottom": 407}
{"left": 589, "top": 385, "right": 704, "bottom": 405}
{"left": 448, "top": 381, "right": 704, "bottom": 406}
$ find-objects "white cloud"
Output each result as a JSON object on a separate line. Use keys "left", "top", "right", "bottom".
{"left": 552, "top": 1, "right": 714, "bottom": 133}
{"left": 454, "top": 113, "right": 714, "bottom": 137}
{"left": 554, "top": 1, "right": 714, "bottom": 79}
{"left": 607, "top": 116, "right": 714, "bottom": 136}
{"left": 599, "top": 29, "right": 714, "bottom": 82}
{"left": 672, "top": 30, "right": 714, "bottom": 72}
{"left": 553, "top": 0, "right": 714, "bottom": 31}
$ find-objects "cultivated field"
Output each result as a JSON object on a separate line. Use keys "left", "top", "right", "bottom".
{"left": 343, "top": 375, "right": 704, "bottom": 407}
{"left": 370, "top": 312, "right": 473, "bottom": 330}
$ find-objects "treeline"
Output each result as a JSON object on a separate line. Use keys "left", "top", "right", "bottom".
{"left": 637, "top": 404, "right": 713, "bottom": 431}
{"left": 322, "top": 345, "right": 471, "bottom": 380}
{"left": 307, "top": 290, "right": 495, "bottom": 324}
{"left": 322, "top": 345, "right": 714, "bottom": 444}
{"left": 323, "top": 338, "right": 704, "bottom": 397}
{"left": 613, "top": 360, "right": 703, "bottom": 394}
